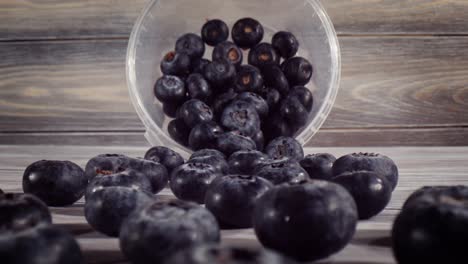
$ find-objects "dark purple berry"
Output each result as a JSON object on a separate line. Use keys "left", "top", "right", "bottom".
{"left": 160, "top": 51, "right": 191, "bottom": 76}
{"left": 177, "top": 99, "right": 213, "bottom": 128}
{"left": 188, "top": 121, "right": 224, "bottom": 150}
{"left": 232, "top": 18, "right": 264, "bottom": 49}
{"left": 175, "top": 33, "right": 205, "bottom": 59}
{"left": 300, "top": 153, "right": 336, "bottom": 180}
{"left": 282, "top": 57, "right": 313, "bottom": 86}
{"left": 265, "top": 137, "right": 304, "bottom": 162}
{"left": 289, "top": 86, "right": 313, "bottom": 112}
{"left": 144, "top": 146, "right": 184, "bottom": 174}
{"left": 154, "top": 75, "right": 186, "bottom": 103}
{"left": 204, "top": 59, "right": 236, "bottom": 89}
{"left": 279, "top": 95, "right": 309, "bottom": 127}
{"left": 228, "top": 150, "right": 269, "bottom": 175}
{"left": 190, "top": 149, "right": 226, "bottom": 160}
{"left": 234, "top": 65, "right": 264, "bottom": 93}
{"left": 192, "top": 58, "right": 210, "bottom": 74}
{"left": 221, "top": 100, "right": 260, "bottom": 137}
{"left": 248, "top": 43, "right": 280, "bottom": 69}
{"left": 167, "top": 119, "right": 190, "bottom": 146}
{"left": 212, "top": 41, "right": 243, "bottom": 68}
{"left": 237, "top": 92, "right": 269, "bottom": 119}
{"left": 272, "top": 31, "right": 299, "bottom": 59}
{"left": 201, "top": 19, "right": 229, "bottom": 46}
{"left": 261, "top": 65, "right": 290, "bottom": 95}
{"left": 254, "top": 159, "right": 308, "bottom": 185}
{"left": 216, "top": 131, "right": 257, "bottom": 156}
{"left": 186, "top": 73, "right": 212, "bottom": 102}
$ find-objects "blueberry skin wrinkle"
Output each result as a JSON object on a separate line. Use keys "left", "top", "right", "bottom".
{"left": 0, "top": 193, "right": 52, "bottom": 232}
{"left": 170, "top": 163, "right": 222, "bottom": 204}
{"left": 119, "top": 200, "right": 220, "bottom": 264}
{"left": 205, "top": 175, "right": 273, "bottom": 228}
{"left": 0, "top": 224, "right": 83, "bottom": 264}
{"left": 253, "top": 180, "right": 358, "bottom": 262}
{"left": 164, "top": 244, "right": 298, "bottom": 264}
{"left": 392, "top": 186, "right": 468, "bottom": 263}
{"left": 23, "top": 160, "right": 87, "bottom": 207}
{"left": 332, "top": 152, "right": 399, "bottom": 190}
{"left": 84, "top": 186, "right": 154, "bottom": 237}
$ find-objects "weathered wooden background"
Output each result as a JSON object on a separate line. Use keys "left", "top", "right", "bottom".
{"left": 1, "top": 0, "right": 467, "bottom": 147}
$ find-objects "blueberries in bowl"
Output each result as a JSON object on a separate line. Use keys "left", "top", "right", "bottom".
{"left": 265, "top": 136, "right": 304, "bottom": 162}
{"left": 204, "top": 59, "right": 237, "bottom": 89}
{"left": 188, "top": 121, "right": 224, "bottom": 150}
{"left": 234, "top": 65, "right": 264, "bottom": 93}
{"left": 253, "top": 180, "right": 358, "bottom": 262}
{"left": 119, "top": 199, "right": 220, "bottom": 264}
{"left": 168, "top": 119, "right": 190, "bottom": 146}
{"left": 186, "top": 73, "right": 212, "bottom": 102}
{"left": 272, "top": 31, "right": 299, "bottom": 59}
{"left": 202, "top": 19, "right": 229, "bottom": 46}
{"left": 216, "top": 131, "right": 257, "bottom": 156}
{"left": 289, "top": 86, "right": 314, "bottom": 112}
{"left": 333, "top": 152, "right": 399, "bottom": 190}
{"left": 205, "top": 175, "right": 273, "bottom": 228}
{"left": 213, "top": 41, "right": 243, "bottom": 68}
{"left": 261, "top": 65, "right": 290, "bottom": 96}
{"left": 333, "top": 170, "right": 392, "bottom": 220}
{"left": 144, "top": 146, "right": 184, "bottom": 174}
{"left": 0, "top": 193, "right": 52, "bottom": 232}
{"left": 165, "top": 244, "right": 297, "bottom": 264}
{"left": 191, "top": 58, "right": 210, "bottom": 74}
{"left": 282, "top": 57, "right": 313, "bottom": 86}
{"left": 232, "top": 17, "right": 264, "bottom": 49}
{"left": 160, "top": 51, "right": 191, "bottom": 77}
{"left": 299, "top": 153, "right": 336, "bottom": 180}
{"left": 23, "top": 160, "right": 87, "bottom": 207}
{"left": 237, "top": 92, "right": 269, "bottom": 119}
{"left": 279, "top": 95, "right": 309, "bottom": 127}
{"left": 175, "top": 33, "right": 205, "bottom": 59}
{"left": 170, "top": 162, "right": 222, "bottom": 204}
{"left": 392, "top": 186, "right": 468, "bottom": 263}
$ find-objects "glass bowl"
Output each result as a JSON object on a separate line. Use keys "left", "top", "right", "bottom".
{"left": 127, "top": 0, "right": 341, "bottom": 157}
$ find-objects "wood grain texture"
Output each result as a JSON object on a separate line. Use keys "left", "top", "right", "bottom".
{"left": 1, "top": 0, "right": 468, "bottom": 41}
{"left": 1, "top": 37, "right": 467, "bottom": 145}
{"left": 1, "top": 145, "right": 467, "bottom": 264}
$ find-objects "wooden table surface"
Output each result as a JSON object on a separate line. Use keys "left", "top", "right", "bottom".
{"left": 1, "top": 145, "right": 467, "bottom": 264}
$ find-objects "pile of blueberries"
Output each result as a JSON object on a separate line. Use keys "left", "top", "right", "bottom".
{"left": 0, "top": 140, "right": 467, "bottom": 263}
{"left": 155, "top": 18, "right": 314, "bottom": 151}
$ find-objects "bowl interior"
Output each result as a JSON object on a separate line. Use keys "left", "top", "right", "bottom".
{"left": 127, "top": 0, "right": 340, "bottom": 157}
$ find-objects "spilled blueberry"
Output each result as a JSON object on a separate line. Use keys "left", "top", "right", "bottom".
{"left": 299, "top": 153, "right": 336, "bottom": 180}
{"left": 144, "top": 146, "right": 184, "bottom": 175}
{"left": 265, "top": 136, "right": 304, "bottom": 162}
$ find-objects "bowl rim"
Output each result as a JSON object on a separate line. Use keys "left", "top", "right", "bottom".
{"left": 126, "top": 0, "right": 341, "bottom": 149}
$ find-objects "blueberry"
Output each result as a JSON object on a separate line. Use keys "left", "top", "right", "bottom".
{"left": 262, "top": 115, "right": 294, "bottom": 142}
{"left": 232, "top": 18, "right": 264, "bottom": 49}
{"left": 332, "top": 152, "right": 399, "bottom": 190}
{"left": 333, "top": 171, "right": 392, "bottom": 219}
{"left": 0, "top": 193, "right": 52, "bottom": 232}
{"left": 299, "top": 153, "right": 336, "bottom": 180}
{"left": 289, "top": 86, "right": 313, "bottom": 112}
{"left": 177, "top": 99, "right": 213, "bottom": 128}
{"left": 85, "top": 154, "right": 130, "bottom": 180}
{"left": 205, "top": 175, "right": 273, "bottom": 228}
{"left": 191, "top": 58, "right": 210, "bottom": 74}
{"left": 163, "top": 102, "right": 181, "bottom": 118}
{"left": 261, "top": 65, "right": 290, "bottom": 95}
{"left": 160, "top": 51, "right": 191, "bottom": 76}
{"left": 237, "top": 92, "right": 269, "bottom": 118}
{"left": 212, "top": 89, "right": 238, "bottom": 120}
{"left": 186, "top": 73, "right": 212, "bottom": 102}
{"left": 251, "top": 130, "right": 265, "bottom": 151}
{"left": 119, "top": 200, "right": 220, "bottom": 264}
{"left": 128, "top": 158, "right": 169, "bottom": 194}
{"left": 282, "top": 57, "right": 313, "bottom": 86}
{"left": 216, "top": 131, "right": 257, "bottom": 156}
{"left": 272, "top": 31, "right": 299, "bottom": 59}
{"left": 168, "top": 119, "right": 190, "bottom": 146}
{"left": 170, "top": 163, "right": 222, "bottom": 204}
{"left": 262, "top": 87, "right": 282, "bottom": 110}
{"left": 165, "top": 244, "right": 297, "bottom": 264}
{"left": 84, "top": 186, "right": 153, "bottom": 237}
{"left": 228, "top": 150, "right": 268, "bottom": 175}
{"left": 23, "top": 160, "right": 87, "bottom": 207}
{"left": 254, "top": 159, "right": 308, "bottom": 185}
{"left": 0, "top": 224, "right": 83, "bottom": 264}
{"left": 253, "top": 180, "right": 357, "bottom": 261}
{"left": 234, "top": 65, "right": 264, "bottom": 93}
{"left": 204, "top": 59, "right": 236, "bottom": 90}
{"left": 212, "top": 41, "right": 243, "bottom": 68}
{"left": 144, "top": 146, "right": 184, "bottom": 175}
{"left": 201, "top": 19, "right": 229, "bottom": 46}
{"left": 85, "top": 170, "right": 152, "bottom": 200}
{"left": 265, "top": 137, "right": 304, "bottom": 162}
{"left": 175, "top": 33, "right": 205, "bottom": 59}
{"left": 154, "top": 75, "right": 186, "bottom": 103}
{"left": 248, "top": 43, "right": 280, "bottom": 69}
{"left": 190, "top": 149, "right": 226, "bottom": 160}
{"left": 392, "top": 186, "right": 468, "bottom": 263}
{"left": 188, "top": 155, "right": 229, "bottom": 175}
{"left": 221, "top": 100, "right": 260, "bottom": 137}
{"left": 188, "top": 121, "right": 224, "bottom": 150}
{"left": 279, "top": 95, "right": 309, "bottom": 127}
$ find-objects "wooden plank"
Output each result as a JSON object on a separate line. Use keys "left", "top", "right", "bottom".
{"left": 1, "top": 126, "right": 468, "bottom": 147}
{"left": 1, "top": 146, "right": 467, "bottom": 264}
{"left": 1, "top": 0, "right": 468, "bottom": 41}
{"left": 1, "top": 37, "right": 468, "bottom": 146}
